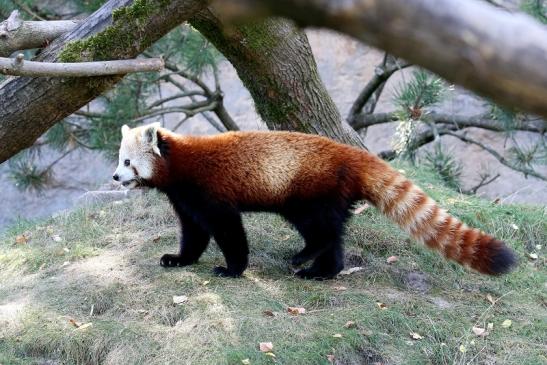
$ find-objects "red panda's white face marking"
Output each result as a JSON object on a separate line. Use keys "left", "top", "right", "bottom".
{"left": 113, "top": 123, "right": 161, "bottom": 188}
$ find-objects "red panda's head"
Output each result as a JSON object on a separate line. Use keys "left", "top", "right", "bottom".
{"left": 113, "top": 123, "right": 163, "bottom": 189}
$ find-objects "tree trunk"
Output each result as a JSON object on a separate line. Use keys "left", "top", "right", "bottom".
{"left": 190, "top": 10, "right": 365, "bottom": 148}
{"left": 223, "top": 0, "right": 547, "bottom": 121}
{"left": 0, "top": 0, "right": 205, "bottom": 164}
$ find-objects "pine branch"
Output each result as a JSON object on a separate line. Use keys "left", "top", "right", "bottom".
{"left": 0, "top": 55, "right": 164, "bottom": 77}
{"left": 146, "top": 91, "right": 206, "bottom": 109}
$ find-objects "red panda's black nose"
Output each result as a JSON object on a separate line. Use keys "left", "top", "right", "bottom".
{"left": 113, "top": 174, "right": 120, "bottom": 181}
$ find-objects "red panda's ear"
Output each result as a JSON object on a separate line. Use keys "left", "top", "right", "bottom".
{"left": 142, "top": 122, "right": 161, "bottom": 156}
{"left": 121, "top": 124, "right": 130, "bottom": 137}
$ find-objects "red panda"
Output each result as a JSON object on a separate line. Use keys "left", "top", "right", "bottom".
{"left": 113, "top": 122, "right": 517, "bottom": 279}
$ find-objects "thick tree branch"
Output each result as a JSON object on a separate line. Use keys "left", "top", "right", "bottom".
{"left": 0, "top": 56, "right": 164, "bottom": 77}
{"left": 223, "top": 0, "right": 547, "bottom": 119}
{"left": 0, "top": 0, "right": 206, "bottom": 164}
{"left": 0, "top": 10, "right": 78, "bottom": 57}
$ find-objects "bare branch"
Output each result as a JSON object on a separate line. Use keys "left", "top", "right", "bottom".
{"left": 0, "top": 56, "right": 164, "bottom": 77}
{"left": 0, "top": 10, "right": 78, "bottom": 57}
{"left": 146, "top": 91, "right": 206, "bottom": 109}
{"left": 150, "top": 53, "right": 240, "bottom": 131}
{"left": 444, "top": 131, "right": 547, "bottom": 181}
{"left": 132, "top": 102, "right": 218, "bottom": 123}
{"left": 353, "top": 111, "right": 546, "bottom": 133}
{"left": 222, "top": 0, "right": 547, "bottom": 119}
{"left": 348, "top": 55, "right": 410, "bottom": 124}
{"left": 161, "top": 75, "right": 229, "bottom": 132}
{"left": 464, "top": 173, "right": 501, "bottom": 195}
{"left": 352, "top": 112, "right": 398, "bottom": 130}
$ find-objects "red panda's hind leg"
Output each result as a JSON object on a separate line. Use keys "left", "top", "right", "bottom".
{"left": 282, "top": 197, "right": 351, "bottom": 280}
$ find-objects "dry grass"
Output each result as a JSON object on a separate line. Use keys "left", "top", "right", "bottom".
{"left": 0, "top": 165, "right": 545, "bottom": 365}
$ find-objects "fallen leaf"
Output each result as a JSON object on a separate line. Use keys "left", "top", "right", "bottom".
{"left": 173, "top": 295, "right": 188, "bottom": 305}
{"left": 69, "top": 319, "right": 81, "bottom": 328}
{"left": 241, "top": 359, "right": 251, "bottom": 365}
{"left": 62, "top": 261, "right": 70, "bottom": 267}
{"left": 15, "top": 233, "right": 29, "bottom": 244}
{"left": 332, "top": 333, "right": 343, "bottom": 338}
{"left": 487, "top": 322, "right": 494, "bottom": 330}
{"left": 137, "top": 309, "right": 148, "bottom": 314}
{"left": 353, "top": 203, "right": 370, "bottom": 215}
{"left": 287, "top": 306, "right": 306, "bottom": 315}
{"left": 510, "top": 223, "right": 519, "bottom": 230}
{"left": 52, "top": 235, "right": 62, "bottom": 242}
{"left": 376, "top": 302, "right": 388, "bottom": 310}
{"left": 344, "top": 321, "right": 356, "bottom": 329}
{"left": 528, "top": 253, "right": 538, "bottom": 260}
{"left": 486, "top": 294, "right": 495, "bottom": 305}
{"left": 501, "top": 319, "right": 512, "bottom": 328}
{"left": 263, "top": 310, "right": 275, "bottom": 317}
{"left": 339, "top": 266, "right": 364, "bottom": 276}
{"left": 259, "top": 342, "right": 273, "bottom": 352}
{"left": 281, "top": 234, "right": 291, "bottom": 241}
{"left": 459, "top": 344, "right": 466, "bottom": 353}
{"left": 472, "top": 326, "right": 488, "bottom": 337}
{"left": 493, "top": 198, "right": 501, "bottom": 204}
{"left": 77, "top": 323, "right": 92, "bottom": 330}
{"left": 264, "top": 353, "right": 276, "bottom": 358}
{"left": 202, "top": 281, "right": 210, "bottom": 286}
{"left": 332, "top": 286, "right": 347, "bottom": 291}
{"left": 327, "top": 354, "right": 335, "bottom": 363}
{"left": 386, "top": 255, "right": 399, "bottom": 264}
{"left": 409, "top": 331, "right": 423, "bottom": 340}
{"left": 152, "top": 235, "right": 161, "bottom": 243}
{"left": 535, "top": 244, "right": 542, "bottom": 250}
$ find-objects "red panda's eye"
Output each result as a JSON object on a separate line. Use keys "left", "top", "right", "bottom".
{"left": 124, "top": 159, "right": 130, "bottom": 167}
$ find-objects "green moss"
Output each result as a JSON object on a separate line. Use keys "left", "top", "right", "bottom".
{"left": 238, "top": 19, "right": 282, "bottom": 51}
{"left": 58, "top": 0, "right": 168, "bottom": 63}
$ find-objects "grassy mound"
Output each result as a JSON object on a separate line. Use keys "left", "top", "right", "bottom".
{"left": 1, "top": 165, "right": 545, "bottom": 364}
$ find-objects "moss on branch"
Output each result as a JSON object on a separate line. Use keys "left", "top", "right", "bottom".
{"left": 58, "top": 0, "right": 170, "bottom": 63}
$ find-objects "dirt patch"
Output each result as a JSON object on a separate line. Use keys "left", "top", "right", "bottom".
{"left": 402, "top": 271, "right": 430, "bottom": 293}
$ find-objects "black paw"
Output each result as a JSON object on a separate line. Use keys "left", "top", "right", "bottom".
{"left": 291, "top": 253, "right": 309, "bottom": 267}
{"left": 160, "top": 254, "right": 188, "bottom": 267}
{"left": 295, "top": 267, "right": 338, "bottom": 280}
{"left": 212, "top": 266, "right": 242, "bottom": 278}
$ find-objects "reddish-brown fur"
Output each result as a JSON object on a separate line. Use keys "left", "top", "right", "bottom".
{"left": 150, "top": 129, "right": 516, "bottom": 276}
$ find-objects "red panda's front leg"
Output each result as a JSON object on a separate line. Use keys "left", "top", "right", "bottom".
{"left": 209, "top": 211, "right": 249, "bottom": 278}
{"left": 160, "top": 212, "right": 210, "bottom": 267}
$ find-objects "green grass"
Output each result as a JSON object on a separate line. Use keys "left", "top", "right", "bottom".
{"left": 0, "top": 164, "right": 545, "bottom": 365}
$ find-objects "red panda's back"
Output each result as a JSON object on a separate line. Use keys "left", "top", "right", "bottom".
{"left": 173, "top": 131, "right": 364, "bottom": 207}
